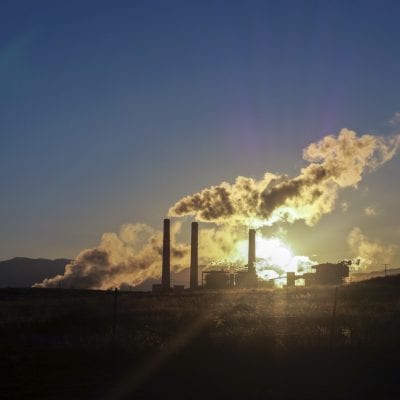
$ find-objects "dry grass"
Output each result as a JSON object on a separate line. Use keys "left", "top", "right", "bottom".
{"left": 1, "top": 278, "right": 400, "bottom": 399}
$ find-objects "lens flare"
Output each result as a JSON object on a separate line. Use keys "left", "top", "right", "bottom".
{"left": 256, "top": 237, "right": 292, "bottom": 267}
{"left": 235, "top": 235, "right": 314, "bottom": 282}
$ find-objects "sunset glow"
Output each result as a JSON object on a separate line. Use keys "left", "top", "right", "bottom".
{"left": 235, "top": 235, "right": 314, "bottom": 281}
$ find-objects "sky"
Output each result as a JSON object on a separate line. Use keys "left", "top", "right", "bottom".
{"left": 1, "top": 0, "right": 400, "bottom": 270}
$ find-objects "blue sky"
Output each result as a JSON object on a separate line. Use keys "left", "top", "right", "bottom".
{"left": 1, "top": 0, "right": 400, "bottom": 261}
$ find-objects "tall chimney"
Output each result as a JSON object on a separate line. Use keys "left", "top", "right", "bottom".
{"left": 248, "top": 229, "right": 256, "bottom": 274}
{"left": 161, "top": 219, "right": 170, "bottom": 290}
{"left": 190, "top": 222, "right": 198, "bottom": 289}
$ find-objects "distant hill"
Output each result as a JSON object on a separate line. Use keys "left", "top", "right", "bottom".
{"left": 352, "top": 274, "right": 400, "bottom": 286}
{"left": 350, "top": 268, "right": 400, "bottom": 282}
{"left": 0, "top": 257, "right": 70, "bottom": 288}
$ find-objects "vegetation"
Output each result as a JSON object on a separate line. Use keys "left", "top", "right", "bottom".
{"left": 1, "top": 277, "right": 400, "bottom": 399}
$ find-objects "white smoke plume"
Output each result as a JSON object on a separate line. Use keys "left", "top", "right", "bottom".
{"left": 35, "top": 129, "right": 399, "bottom": 289}
{"left": 364, "top": 206, "right": 379, "bottom": 216}
{"left": 198, "top": 227, "right": 242, "bottom": 266}
{"left": 35, "top": 223, "right": 242, "bottom": 289}
{"left": 169, "top": 129, "right": 400, "bottom": 227}
{"left": 347, "top": 227, "right": 397, "bottom": 270}
{"left": 35, "top": 222, "right": 190, "bottom": 290}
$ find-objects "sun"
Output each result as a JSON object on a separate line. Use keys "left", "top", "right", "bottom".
{"left": 233, "top": 233, "right": 314, "bottom": 282}
{"left": 255, "top": 237, "right": 293, "bottom": 268}
{"left": 235, "top": 236, "right": 293, "bottom": 269}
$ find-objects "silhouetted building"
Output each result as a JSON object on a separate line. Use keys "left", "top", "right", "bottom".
{"left": 248, "top": 229, "right": 256, "bottom": 274}
{"left": 236, "top": 229, "right": 258, "bottom": 288}
{"left": 286, "top": 272, "right": 296, "bottom": 287}
{"left": 303, "top": 261, "right": 350, "bottom": 286}
{"left": 202, "top": 270, "right": 230, "bottom": 289}
{"left": 161, "top": 219, "right": 170, "bottom": 291}
{"left": 152, "top": 283, "right": 163, "bottom": 292}
{"left": 190, "top": 222, "right": 198, "bottom": 289}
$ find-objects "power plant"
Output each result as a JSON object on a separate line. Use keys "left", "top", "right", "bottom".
{"left": 153, "top": 219, "right": 350, "bottom": 292}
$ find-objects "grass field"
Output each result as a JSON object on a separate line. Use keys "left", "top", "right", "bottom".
{"left": 1, "top": 277, "right": 400, "bottom": 399}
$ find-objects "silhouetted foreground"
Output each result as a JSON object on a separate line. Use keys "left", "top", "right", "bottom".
{"left": 1, "top": 277, "right": 400, "bottom": 399}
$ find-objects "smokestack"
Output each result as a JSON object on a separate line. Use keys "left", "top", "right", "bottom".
{"left": 190, "top": 222, "right": 198, "bottom": 289}
{"left": 162, "top": 219, "right": 170, "bottom": 290}
{"left": 248, "top": 229, "right": 256, "bottom": 274}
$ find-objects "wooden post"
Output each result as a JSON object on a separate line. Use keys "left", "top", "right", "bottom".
{"left": 384, "top": 263, "right": 389, "bottom": 277}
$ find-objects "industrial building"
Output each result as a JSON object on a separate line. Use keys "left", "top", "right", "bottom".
{"left": 153, "top": 219, "right": 260, "bottom": 291}
{"left": 189, "top": 222, "right": 198, "bottom": 289}
{"left": 303, "top": 261, "right": 350, "bottom": 286}
{"left": 201, "top": 270, "right": 233, "bottom": 289}
{"left": 286, "top": 261, "right": 350, "bottom": 287}
{"left": 201, "top": 229, "right": 258, "bottom": 289}
{"left": 161, "top": 218, "right": 170, "bottom": 290}
{"left": 153, "top": 218, "right": 351, "bottom": 291}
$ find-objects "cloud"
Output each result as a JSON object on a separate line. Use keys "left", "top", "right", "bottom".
{"left": 389, "top": 112, "right": 400, "bottom": 126}
{"left": 340, "top": 201, "right": 349, "bottom": 212}
{"left": 35, "top": 129, "right": 400, "bottom": 290}
{"left": 34, "top": 222, "right": 191, "bottom": 290}
{"left": 34, "top": 223, "right": 243, "bottom": 290}
{"left": 364, "top": 206, "right": 379, "bottom": 216}
{"left": 198, "top": 227, "right": 241, "bottom": 264}
{"left": 347, "top": 227, "right": 397, "bottom": 270}
{"left": 169, "top": 129, "right": 400, "bottom": 227}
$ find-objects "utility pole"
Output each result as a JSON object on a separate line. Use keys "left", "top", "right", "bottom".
{"left": 371, "top": 262, "right": 390, "bottom": 278}
{"left": 384, "top": 263, "right": 389, "bottom": 277}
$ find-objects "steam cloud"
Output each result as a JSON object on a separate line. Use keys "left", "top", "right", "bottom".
{"left": 347, "top": 227, "right": 397, "bottom": 270}
{"left": 35, "top": 129, "right": 399, "bottom": 289}
{"left": 35, "top": 223, "right": 240, "bottom": 289}
{"left": 169, "top": 129, "right": 400, "bottom": 227}
{"left": 35, "top": 223, "right": 191, "bottom": 289}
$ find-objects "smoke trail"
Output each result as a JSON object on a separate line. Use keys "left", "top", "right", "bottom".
{"left": 169, "top": 129, "right": 400, "bottom": 227}
{"left": 199, "top": 227, "right": 242, "bottom": 265}
{"left": 35, "top": 129, "right": 399, "bottom": 289}
{"left": 35, "top": 223, "right": 242, "bottom": 289}
{"left": 347, "top": 227, "right": 397, "bottom": 270}
{"left": 35, "top": 222, "right": 190, "bottom": 289}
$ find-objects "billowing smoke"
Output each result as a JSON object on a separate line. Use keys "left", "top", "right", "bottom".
{"left": 232, "top": 235, "right": 315, "bottom": 284}
{"left": 347, "top": 227, "right": 397, "bottom": 270}
{"left": 35, "top": 129, "right": 399, "bottom": 289}
{"left": 35, "top": 223, "right": 190, "bottom": 289}
{"left": 199, "top": 227, "right": 242, "bottom": 266}
{"left": 35, "top": 223, "right": 242, "bottom": 289}
{"left": 169, "top": 129, "right": 400, "bottom": 227}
